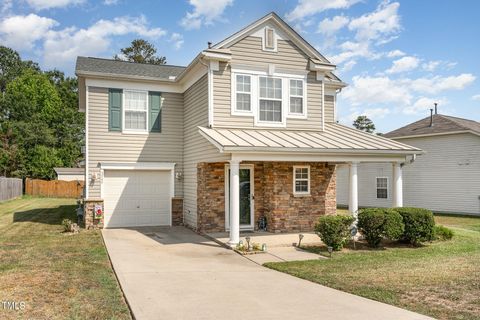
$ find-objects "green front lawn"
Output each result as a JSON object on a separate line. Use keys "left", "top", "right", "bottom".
{"left": 0, "top": 197, "right": 131, "bottom": 320}
{"left": 265, "top": 214, "right": 480, "bottom": 320}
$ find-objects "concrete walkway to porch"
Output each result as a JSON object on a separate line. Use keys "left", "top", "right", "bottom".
{"left": 207, "top": 230, "right": 324, "bottom": 263}
{"left": 103, "top": 226, "right": 432, "bottom": 320}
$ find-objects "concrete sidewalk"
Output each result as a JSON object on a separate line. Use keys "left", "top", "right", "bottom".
{"left": 103, "top": 226, "right": 433, "bottom": 320}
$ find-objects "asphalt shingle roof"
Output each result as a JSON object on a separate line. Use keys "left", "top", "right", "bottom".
{"left": 384, "top": 114, "right": 480, "bottom": 138}
{"left": 75, "top": 56, "right": 186, "bottom": 80}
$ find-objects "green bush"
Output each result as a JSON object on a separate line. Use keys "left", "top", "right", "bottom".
{"left": 358, "top": 208, "right": 404, "bottom": 247}
{"left": 394, "top": 207, "right": 435, "bottom": 245}
{"left": 433, "top": 225, "right": 454, "bottom": 241}
{"left": 62, "top": 218, "right": 72, "bottom": 232}
{"left": 315, "top": 215, "right": 354, "bottom": 251}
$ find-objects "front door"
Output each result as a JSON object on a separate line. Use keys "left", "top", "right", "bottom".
{"left": 226, "top": 165, "right": 254, "bottom": 230}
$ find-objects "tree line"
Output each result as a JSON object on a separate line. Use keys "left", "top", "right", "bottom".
{"left": 0, "top": 46, "right": 84, "bottom": 180}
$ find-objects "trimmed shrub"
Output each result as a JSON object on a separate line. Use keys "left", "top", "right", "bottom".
{"left": 315, "top": 215, "right": 354, "bottom": 251}
{"left": 433, "top": 225, "right": 454, "bottom": 241}
{"left": 358, "top": 208, "right": 404, "bottom": 247}
{"left": 394, "top": 207, "right": 435, "bottom": 245}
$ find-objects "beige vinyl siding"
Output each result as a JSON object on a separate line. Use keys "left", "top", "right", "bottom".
{"left": 337, "top": 133, "right": 480, "bottom": 215}
{"left": 183, "top": 75, "right": 229, "bottom": 228}
{"left": 213, "top": 36, "right": 325, "bottom": 130}
{"left": 324, "top": 94, "right": 335, "bottom": 123}
{"left": 336, "top": 163, "right": 393, "bottom": 208}
{"left": 87, "top": 87, "right": 184, "bottom": 198}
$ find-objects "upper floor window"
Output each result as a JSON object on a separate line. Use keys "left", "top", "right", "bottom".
{"left": 124, "top": 90, "right": 148, "bottom": 131}
{"left": 376, "top": 177, "right": 388, "bottom": 199}
{"left": 259, "top": 77, "right": 282, "bottom": 122}
{"left": 289, "top": 79, "right": 304, "bottom": 115}
{"left": 235, "top": 75, "right": 251, "bottom": 112}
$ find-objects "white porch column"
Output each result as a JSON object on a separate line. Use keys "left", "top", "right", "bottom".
{"left": 393, "top": 162, "right": 403, "bottom": 207}
{"left": 228, "top": 160, "right": 241, "bottom": 246}
{"left": 349, "top": 162, "right": 359, "bottom": 221}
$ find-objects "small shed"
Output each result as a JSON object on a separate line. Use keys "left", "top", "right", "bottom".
{"left": 54, "top": 168, "right": 85, "bottom": 181}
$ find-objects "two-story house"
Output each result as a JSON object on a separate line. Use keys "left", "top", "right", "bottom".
{"left": 76, "top": 12, "right": 421, "bottom": 245}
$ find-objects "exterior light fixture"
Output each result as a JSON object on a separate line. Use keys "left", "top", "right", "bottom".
{"left": 327, "top": 246, "right": 333, "bottom": 258}
{"left": 262, "top": 243, "right": 267, "bottom": 252}
{"left": 298, "top": 234, "right": 304, "bottom": 247}
{"left": 245, "top": 236, "right": 251, "bottom": 250}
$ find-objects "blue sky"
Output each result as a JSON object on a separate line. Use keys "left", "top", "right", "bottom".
{"left": 1, "top": 0, "right": 479, "bottom": 132}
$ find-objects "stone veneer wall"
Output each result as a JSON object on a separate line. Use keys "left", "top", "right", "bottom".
{"left": 196, "top": 162, "right": 336, "bottom": 233}
{"left": 83, "top": 199, "right": 104, "bottom": 229}
{"left": 172, "top": 197, "right": 184, "bottom": 226}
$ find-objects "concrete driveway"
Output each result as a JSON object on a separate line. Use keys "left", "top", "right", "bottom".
{"left": 103, "top": 226, "right": 432, "bottom": 320}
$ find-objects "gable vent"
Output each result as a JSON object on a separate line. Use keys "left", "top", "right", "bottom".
{"left": 265, "top": 27, "right": 275, "bottom": 49}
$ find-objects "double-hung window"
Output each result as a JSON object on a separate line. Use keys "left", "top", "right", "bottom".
{"left": 259, "top": 76, "right": 282, "bottom": 122}
{"left": 376, "top": 177, "right": 388, "bottom": 199}
{"left": 235, "top": 75, "right": 251, "bottom": 112}
{"left": 124, "top": 90, "right": 148, "bottom": 131}
{"left": 289, "top": 79, "right": 304, "bottom": 115}
{"left": 294, "top": 166, "right": 310, "bottom": 195}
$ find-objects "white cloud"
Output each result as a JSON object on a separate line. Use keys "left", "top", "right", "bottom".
{"left": 1, "top": 0, "right": 13, "bottom": 15}
{"left": 403, "top": 97, "right": 448, "bottom": 115}
{"left": 342, "top": 75, "right": 412, "bottom": 106}
{"left": 386, "top": 56, "right": 420, "bottom": 74}
{"left": 341, "top": 59, "right": 356, "bottom": 72}
{"left": 348, "top": 1, "right": 401, "bottom": 42}
{"left": 422, "top": 60, "right": 457, "bottom": 72}
{"left": 43, "top": 15, "right": 166, "bottom": 68}
{"left": 286, "top": 0, "right": 360, "bottom": 22}
{"left": 180, "top": 0, "right": 233, "bottom": 30}
{"left": 422, "top": 60, "right": 441, "bottom": 72}
{"left": 0, "top": 14, "right": 58, "bottom": 50}
{"left": 317, "top": 15, "right": 349, "bottom": 35}
{"left": 410, "top": 74, "right": 476, "bottom": 94}
{"left": 329, "top": 1, "right": 402, "bottom": 65}
{"left": 169, "top": 32, "right": 184, "bottom": 50}
{"left": 103, "top": 0, "right": 119, "bottom": 5}
{"left": 386, "top": 49, "right": 405, "bottom": 58}
{"left": 472, "top": 94, "right": 480, "bottom": 101}
{"left": 26, "top": 0, "right": 85, "bottom": 10}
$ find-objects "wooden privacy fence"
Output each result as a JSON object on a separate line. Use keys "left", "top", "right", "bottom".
{"left": 0, "top": 177, "right": 23, "bottom": 201}
{"left": 25, "top": 178, "right": 84, "bottom": 198}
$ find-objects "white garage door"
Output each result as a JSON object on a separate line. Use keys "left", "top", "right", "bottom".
{"left": 103, "top": 170, "right": 171, "bottom": 228}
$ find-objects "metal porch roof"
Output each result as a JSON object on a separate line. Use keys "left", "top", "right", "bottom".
{"left": 198, "top": 123, "right": 422, "bottom": 155}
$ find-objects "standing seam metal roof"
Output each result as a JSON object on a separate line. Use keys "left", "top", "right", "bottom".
{"left": 198, "top": 123, "right": 422, "bottom": 154}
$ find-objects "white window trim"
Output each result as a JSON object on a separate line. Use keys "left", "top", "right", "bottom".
{"left": 262, "top": 26, "right": 277, "bottom": 52}
{"left": 231, "top": 68, "right": 307, "bottom": 128}
{"left": 288, "top": 79, "right": 307, "bottom": 119}
{"left": 375, "top": 176, "right": 389, "bottom": 199}
{"left": 122, "top": 89, "right": 149, "bottom": 134}
{"left": 293, "top": 165, "right": 310, "bottom": 195}
{"left": 231, "top": 73, "right": 254, "bottom": 116}
{"left": 256, "top": 76, "right": 285, "bottom": 127}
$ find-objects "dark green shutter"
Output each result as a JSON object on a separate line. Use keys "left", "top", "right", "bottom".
{"left": 149, "top": 91, "right": 162, "bottom": 132}
{"left": 108, "top": 88, "right": 122, "bottom": 131}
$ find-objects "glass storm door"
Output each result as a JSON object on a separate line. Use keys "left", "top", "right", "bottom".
{"left": 227, "top": 166, "right": 254, "bottom": 229}
{"left": 239, "top": 168, "right": 251, "bottom": 225}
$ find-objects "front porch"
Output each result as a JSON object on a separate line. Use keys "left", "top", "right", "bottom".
{"left": 197, "top": 124, "right": 423, "bottom": 246}
{"left": 197, "top": 161, "right": 337, "bottom": 235}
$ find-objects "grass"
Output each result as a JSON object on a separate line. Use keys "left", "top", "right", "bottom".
{"left": 0, "top": 197, "right": 131, "bottom": 320}
{"left": 265, "top": 214, "right": 480, "bottom": 320}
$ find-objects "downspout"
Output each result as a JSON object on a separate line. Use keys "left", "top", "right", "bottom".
{"left": 321, "top": 79, "right": 325, "bottom": 131}
{"left": 85, "top": 85, "right": 89, "bottom": 199}
{"left": 199, "top": 57, "right": 214, "bottom": 128}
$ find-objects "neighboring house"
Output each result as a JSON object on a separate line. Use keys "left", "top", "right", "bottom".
{"left": 54, "top": 168, "right": 85, "bottom": 181}
{"left": 76, "top": 12, "right": 421, "bottom": 244}
{"left": 337, "top": 112, "right": 480, "bottom": 216}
